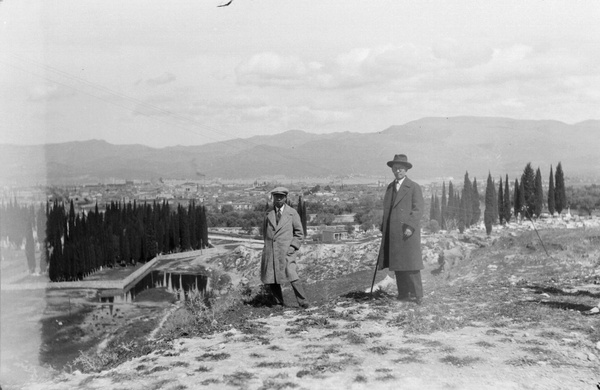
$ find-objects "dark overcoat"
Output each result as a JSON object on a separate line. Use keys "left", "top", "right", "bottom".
{"left": 377, "top": 177, "right": 424, "bottom": 271}
{"left": 261, "top": 205, "right": 304, "bottom": 284}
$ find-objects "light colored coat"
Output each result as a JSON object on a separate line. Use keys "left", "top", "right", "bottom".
{"left": 377, "top": 177, "right": 424, "bottom": 271}
{"left": 261, "top": 205, "right": 304, "bottom": 284}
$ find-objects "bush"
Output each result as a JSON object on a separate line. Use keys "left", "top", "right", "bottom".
{"left": 427, "top": 219, "right": 441, "bottom": 233}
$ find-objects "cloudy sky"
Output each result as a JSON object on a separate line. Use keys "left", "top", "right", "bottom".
{"left": 1, "top": 0, "right": 599, "bottom": 148}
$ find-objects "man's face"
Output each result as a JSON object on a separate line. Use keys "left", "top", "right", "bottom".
{"left": 391, "top": 164, "right": 407, "bottom": 180}
{"left": 273, "top": 194, "right": 287, "bottom": 208}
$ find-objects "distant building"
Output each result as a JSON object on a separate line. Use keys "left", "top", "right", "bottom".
{"left": 322, "top": 226, "right": 348, "bottom": 243}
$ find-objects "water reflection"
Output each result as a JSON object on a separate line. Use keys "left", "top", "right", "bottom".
{"left": 1, "top": 269, "right": 210, "bottom": 389}
{"left": 98, "top": 270, "right": 209, "bottom": 304}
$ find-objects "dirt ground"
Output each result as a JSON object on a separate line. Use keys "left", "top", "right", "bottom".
{"left": 11, "top": 223, "right": 600, "bottom": 390}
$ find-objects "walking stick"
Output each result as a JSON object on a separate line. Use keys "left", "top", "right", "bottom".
{"left": 370, "top": 258, "right": 379, "bottom": 295}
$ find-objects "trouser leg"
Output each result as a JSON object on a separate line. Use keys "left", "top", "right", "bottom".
{"left": 267, "top": 283, "right": 284, "bottom": 306}
{"left": 290, "top": 280, "right": 308, "bottom": 305}
{"left": 394, "top": 271, "right": 423, "bottom": 299}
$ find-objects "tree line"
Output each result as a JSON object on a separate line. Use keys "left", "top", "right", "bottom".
{"left": 481, "top": 162, "right": 566, "bottom": 235}
{"left": 427, "top": 172, "right": 482, "bottom": 233}
{"left": 428, "top": 162, "right": 568, "bottom": 235}
{"left": 44, "top": 200, "right": 209, "bottom": 282}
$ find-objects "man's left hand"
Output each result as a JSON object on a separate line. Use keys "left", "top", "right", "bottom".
{"left": 287, "top": 247, "right": 296, "bottom": 255}
{"left": 403, "top": 228, "right": 413, "bottom": 239}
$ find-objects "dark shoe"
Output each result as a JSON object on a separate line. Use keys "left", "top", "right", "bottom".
{"left": 397, "top": 295, "right": 410, "bottom": 301}
{"left": 299, "top": 302, "right": 310, "bottom": 309}
{"left": 414, "top": 297, "right": 423, "bottom": 305}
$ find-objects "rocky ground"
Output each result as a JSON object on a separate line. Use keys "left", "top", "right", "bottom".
{"left": 12, "top": 216, "right": 600, "bottom": 389}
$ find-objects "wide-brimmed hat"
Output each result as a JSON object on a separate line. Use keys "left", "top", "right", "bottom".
{"left": 386, "top": 154, "right": 413, "bottom": 169}
{"left": 270, "top": 186, "right": 289, "bottom": 196}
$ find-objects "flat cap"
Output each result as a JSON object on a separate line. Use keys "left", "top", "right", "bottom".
{"left": 270, "top": 186, "right": 289, "bottom": 196}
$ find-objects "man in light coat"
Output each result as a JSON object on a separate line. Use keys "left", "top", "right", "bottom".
{"left": 261, "top": 187, "right": 309, "bottom": 308}
{"left": 377, "top": 154, "right": 425, "bottom": 304}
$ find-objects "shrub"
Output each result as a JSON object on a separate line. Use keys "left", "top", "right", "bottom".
{"left": 427, "top": 219, "right": 441, "bottom": 233}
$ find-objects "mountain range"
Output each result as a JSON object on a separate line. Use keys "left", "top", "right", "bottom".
{"left": 1, "top": 116, "right": 599, "bottom": 186}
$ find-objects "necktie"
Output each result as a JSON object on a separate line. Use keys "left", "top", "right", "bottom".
{"left": 395, "top": 180, "right": 400, "bottom": 192}
{"left": 276, "top": 209, "right": 281, "bottom": 224}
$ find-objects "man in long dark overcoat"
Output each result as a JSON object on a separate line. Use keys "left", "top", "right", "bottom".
{"left": 377, "top": 154, "right": 425, "bottom": 304}
{"left": 261, "top": 187, "right": 309, "bottom": 308}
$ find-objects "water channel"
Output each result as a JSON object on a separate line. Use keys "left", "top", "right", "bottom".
{"left": 1, "top": 264, "right": 210, "bottom": 389}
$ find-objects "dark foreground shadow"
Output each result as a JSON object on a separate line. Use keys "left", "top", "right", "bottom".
{"left": 537, "top": 300, "right": 595, "bottom": 312}
{"left": 526, "top": 284, "right": 600, "bottom": 299}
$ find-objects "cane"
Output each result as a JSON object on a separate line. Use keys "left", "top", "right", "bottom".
{"left": 370, "top": 258, "right": 379, "bottom": 295}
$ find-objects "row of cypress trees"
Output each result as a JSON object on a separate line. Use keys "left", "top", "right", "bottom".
{"left": 429, "top": 172, "right": 482, "bottom": 232}
{"left": 483, "top": 162, "right": 567, "bottom": 234}
{"left": 429, "top": 162, "right": 567, "bottom": 234}
{"left": 45, "top": 200, "right": 209, "bottom": 282}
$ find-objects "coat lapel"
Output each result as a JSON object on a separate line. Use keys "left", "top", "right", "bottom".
{"left": 393, "top": 179, "right": 411, "bottom": 208}
{"left": 267, "top": 210, "right": 277, "bottom": 230}
{"left": 277, "top": 207, "right": 291, "bottom": 231}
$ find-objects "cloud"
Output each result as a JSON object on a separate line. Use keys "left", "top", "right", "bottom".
{"left": 236, "top": 41, "right": 594, "bottom": 97}
{"left": 145, "top": 72, "right": 177, "bottom": 86}
{"left": 432, "top": 39, "right": 494, "bottom": 68}
{"left": 235, "top": 53, "right": 320, "bottom": 87}
{"left": 27, "top": 84, "right": 74, "bottom": 102}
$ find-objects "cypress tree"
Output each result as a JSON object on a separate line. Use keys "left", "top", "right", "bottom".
{"left": 492, "top": 177, "right": 498, "bottom": 223}
{"left": 521, "top": 163, "right": 536, "bottom": 219}
{"left": 297, "top": 196, "right": 308, "bottom": 236}
{"left": 201, "top": 205, "right": 209, "bottom": 248}
{"left": 471, "top": 178, "right": 481, "bottom": 226}
{"left": 179, "top": 205, "right": 191, "bottom": 251}
{"left": 447, "top": 181, "right": 455, "bottom": 221}
{"left": 441, "top": 182, "right": 447, "bottom": 230}
{"left": 462, "top": 172, "right": 473, "bottom": 227}
{"left": 498, "top": 177, "right": 504, "bottom": 224}
{"left": 548, "top": 165, "right": 556, "bottom": 216}
{"left": 555, "top": 162, "right": 566, "bottom": 215}
{"left": 434, "top": 194, "right": 441, "bottom": 224}
{"left": 429, "top": 194, "right": 435, "bottom": 221}
{"left": 484, "top": 173, "right": 495, "bottom": 235}
{"left": 513, "top": 179, "right": 521, "bottom": 219}
{"left": 518, "top": 180, "right": 526, "bottom": 220}
{"left": 458, "top": 193, "right": 465, "bottom": 233}
{"left": 503, "top": 175, "right": 512, "bottom": 223}
{"left": 534, "top": 167, "right": 544, "bottom": 217}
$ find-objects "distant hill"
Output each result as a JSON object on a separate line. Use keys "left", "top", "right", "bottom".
{"left": 1, "top": 117, "right": 598, "bottom": 185}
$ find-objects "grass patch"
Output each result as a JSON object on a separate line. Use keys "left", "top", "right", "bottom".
{"left": 195, "top": 352, "right": 230, "bottom": 361}
{"left": 394, "top": 347, "right": 424, "bottom": 364}
{"left": 368, "top": 346, "right": 389, "bottom": 355}
{"left": 257, "top": 379, "right": 299, "bottom": 390}
{"left": 346, "top": 331, "right": 366, "bottom": 344}
{"left": 147, "top": 379, "right": 170, "bottom": 390}
{"left": 200, "top": 378, "right": 221, "bottom": 386}
{"left": 474, "top": 341, "right": 495, "bottom": 348}
{"left": 195, "top": 365, "right": 212, "bottom": 372}
{"left": 405, "top": 338, "right": 444, "bottom": 348}
{"left": 224, "top": 370, "right": 255, "bottom": 387}
{"left": 439, "top": 355, "right": 482, "bottom": 367}
{"left": 255, "top": 361, "right": 293, "bottom": 368}
{"left": 505, "top": 356, "right": 539, "bottom": 366}
{"left": 375, "top": 373, "right": 396, "bottom": 381}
